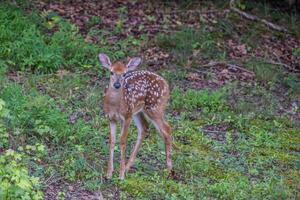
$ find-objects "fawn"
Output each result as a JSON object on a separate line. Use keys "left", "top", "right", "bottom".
{"left": 99, "top": 53, "right": 172, "bottom": 180}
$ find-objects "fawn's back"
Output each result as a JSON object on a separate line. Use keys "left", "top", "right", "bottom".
{"left": 122, "top": 70, "right": 169, "bottom": 112}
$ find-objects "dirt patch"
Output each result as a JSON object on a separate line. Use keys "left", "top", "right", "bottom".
{"left": 187, "top": 62, "right": 255, "bottom": 90}
{"left": 255, "top": 36, "right": 300, "bottom": 73}
{"left": 34, "top": 0, "right": 225, "bottom": 37}
{"left": 6, "top": 71, "right": 25, "bottom": 83}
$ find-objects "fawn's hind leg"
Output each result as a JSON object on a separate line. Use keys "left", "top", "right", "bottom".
{"left": 144, "top": 110, "right": 172, "bottom": 170}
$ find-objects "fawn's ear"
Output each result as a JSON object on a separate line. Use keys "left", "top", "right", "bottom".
{"left": 98, "top": 53, "right": 111, "bottom": 69}
{"left": 126, "top": 57, "right": 141, "bottom": 71}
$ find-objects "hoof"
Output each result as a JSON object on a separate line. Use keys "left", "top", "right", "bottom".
{"left": 106, "top": 172, "right": 113, "bottom": 179}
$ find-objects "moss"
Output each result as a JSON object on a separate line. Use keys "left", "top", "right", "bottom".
{"left": 119, "top": 176, "right": 154, "bottom": 197}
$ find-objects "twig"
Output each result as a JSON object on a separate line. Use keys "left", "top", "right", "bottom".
{"left": 190, "top": 68, "right": 210, "bottom": 75}
{"left": 163, "top": 9, "right": 226, "bottom": 14}
{"left": 43, "top": 175, "right": 63, "bottom": 187}
{"left": 200, "top": 128, "right": 227, "bottom": 134}
{"left": 123, "top": 24, "right": 180, "bottom": 33}
{"left": 201, "top": 61, "right": 255, "bottom": 75}
{"left": 226, "top": 63, "right": 255, "bottom": 75}
{"left": 229, "top": 0, "right": 289, "bottom": 33}
{"left": 264, "top": 60, "right": 300, "bottom": 74}
{"left": 43, "top": 173, "right": 55, "bottom": 185}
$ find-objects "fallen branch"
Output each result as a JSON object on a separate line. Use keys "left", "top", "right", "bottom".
{"left": 124, "top": 24, "right": 180, "bottom": 33}
{"left": 200, "top": 128, "right": 227, "bottom": 134}
{"left": 264, "top": 60, "right": 300, "bottom": 74}
{"left": 229, "top": 0, "right": 289, "bottom": 33}
{"left": 190, "top": 68, "right": 210, "bottom": 75}
{"left": 43, "top": 175, "right": 63, "bottom": 187}
{"left": 163, "top": 9, "right": 227, "bottom": 15}
{"left": 201, "top": 61, "right": 255, "bottom": 75}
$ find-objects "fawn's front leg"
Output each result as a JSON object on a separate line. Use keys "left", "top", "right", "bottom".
{"left": 107, "top": 121, "right": 117, "bottom": 178}
{"left": 119, "top": 117, "right": 131, "bottom": 180}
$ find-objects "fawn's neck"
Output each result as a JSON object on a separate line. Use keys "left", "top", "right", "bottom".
{"left": 106, "top": 86, "right": 124, "bottom": 106}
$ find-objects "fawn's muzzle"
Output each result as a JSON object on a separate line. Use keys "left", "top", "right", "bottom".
{"left": 113, "top": 82, "right": 121, "bottom": 89}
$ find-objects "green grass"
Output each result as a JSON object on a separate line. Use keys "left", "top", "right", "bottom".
{"left": 171, "top": 88, "right": 227, "bottom": 112}
{"left": 2, "top": 60, "right": 299, "bottom": 199}
{"left": 155, "top": 27, "right": 226, "bottom": 66}
{"left": 0, "top": 72, "right": 106, "bottom": 184}
{"left": 0, "top": 4, "right": 105, "bottom": 72}
{"left": 0, "top": 3, "right": 145, "bottom": 73}
{"left": 117, "top": 112, "right": 300, "bottom": 199}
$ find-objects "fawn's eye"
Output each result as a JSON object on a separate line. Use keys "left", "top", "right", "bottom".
{"left": 110, "top": 71, "right": 114, "bottom": 75}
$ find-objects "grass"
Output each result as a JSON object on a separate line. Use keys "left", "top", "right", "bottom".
{"left": 0, "top": 64, "right": 107, "bottom": 185}
{"left": 2, "top": 70, "right": 295, "bottom": 199}
{"left": 0, "top": 1, "right": 300, "bottom": 199}
{"left": 155, "top": 27, "right": 226, "bottom": 66}
{"left": 0, "top": 3, "right": 146, "bottom": 73}
{"left": 0, "top": 4, "right": 104, "bottom": 72}
{"left": 171, "top": 88, "right": 227, "bottom": 112}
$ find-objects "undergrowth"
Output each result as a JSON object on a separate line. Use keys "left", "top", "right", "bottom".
{"left": 155, "top": 27, "right": 226, "bottom": 65}
{"left": 0, "top": 3, "right": 138, "bottom": 73}
{"left": 0, "top": 4, "right": 104, "bottom": 72}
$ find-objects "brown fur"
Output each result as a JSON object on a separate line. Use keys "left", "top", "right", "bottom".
{"left": 111, "top": 61, "right": 126, "bottom": 74}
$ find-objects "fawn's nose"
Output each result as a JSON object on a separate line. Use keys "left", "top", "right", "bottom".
{"left": 113, "top": 82, "right": 121, "bottom": 89}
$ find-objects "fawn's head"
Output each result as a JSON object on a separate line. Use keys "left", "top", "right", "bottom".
{"left": 99, "top": 53, "right": 141, "bottom": 90}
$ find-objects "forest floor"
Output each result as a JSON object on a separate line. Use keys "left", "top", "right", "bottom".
{"left": 0, "top": 0, "right": 300, "bottom": 199}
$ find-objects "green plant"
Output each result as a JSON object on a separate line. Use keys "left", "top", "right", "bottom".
{"left": 245, "top": 59, "right": 283, "bottom": 84}
{"left": 282, "top": 74, "right": 300, "bottom": 94}
{"left": 57, "top": 191, "right": 65, "bottom": 200}
{"left": 111, "top": 35, "right": 146, "bottom": 58}
{"left": 216, "top": 18, "right": 236, "bottom": 39}
{"left": 171, "top": 88, "right": 227, "bottom": 112}
{"left": 49, "top": 20, "right": 100, "bottom": 69}
{"left": 0, "top": 99, "right": 9, "bottom": 149}
{"left": 0, "top": 79, "right": 107, "bottom": 184}
{"left": 160, "top": 70, "right": 187, "bottom": 88}
{"left": 0, "top": 149, "right": 43, "bottom": 200}
{"left": 226, "top": 83, "right": 279, "bottom": 117}
{"left": 60, "top": 148, "right": 101, "bottom": 181}
{"left": 0, "top": 4, "right": 62, "bottom": 72}
{"left": 86, "top": 16, "right": 101, "bottom": 28}
{"left": 0, "top": 3, "right": 106, "bottom": 72}
{"left": 0, "top": 84, "right": 70, "bottom": 143}
{"left": 156, "top": 27, "right": 226, "bottom": 65}
{"left": 0, "top": 3, "right": 144, "bottom": 72}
